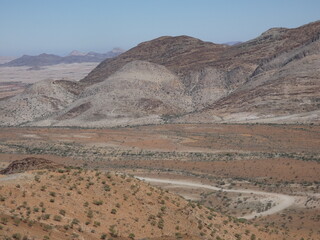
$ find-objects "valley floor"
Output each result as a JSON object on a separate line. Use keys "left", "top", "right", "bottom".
{"left": 0, "top": 123, "right": 319, "bottom": 239}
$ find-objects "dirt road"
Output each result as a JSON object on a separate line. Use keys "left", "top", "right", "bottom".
{"left": 136, "top": 176, "right": 296, "bottom": 219}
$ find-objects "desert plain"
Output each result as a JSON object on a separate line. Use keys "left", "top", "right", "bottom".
{"left": 0, "top": 63, "right": 99, "bottom": 99}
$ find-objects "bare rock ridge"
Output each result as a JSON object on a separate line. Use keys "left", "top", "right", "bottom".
{"left": 0, "top": 21, "right": 319, "bottom": 126}
{"left": 180, "top": 21, "right": 320, "bottom": 123}
{"left": 81, "top": 35, "right": 228, "bottom": 85}
{"left": 0, "top": 157, "right": 63, "bottom": 175}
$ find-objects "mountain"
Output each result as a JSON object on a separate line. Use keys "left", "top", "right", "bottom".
{"left": 223, "top": 41, "right": 242, "bottom": 46}
{"left": 68, "top": 50, "right": 87, "bottom": 56}
{"left": 0, "top": 21, "right": 319, "bottom": 126}
{"left": 1, "top": 48, "right": 125, "bottom": 67}
{"left": 2, "top": 53, "right": 63, "bottom": 67}
{"left": 177, "top": 22, "right": 320, "bottom": 123}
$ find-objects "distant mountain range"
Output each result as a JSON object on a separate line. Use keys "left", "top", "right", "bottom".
{"left": 0, "top": 48, "right": 125, "bottom": 67}
{"left": 0, "top": 21, "right": 319, "bottom": 127}
{"left": 223, "top": 41, "right": 242, "bottom": 46}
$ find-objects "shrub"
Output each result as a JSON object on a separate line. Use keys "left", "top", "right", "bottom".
{"left": 175, "top": 232, "right": 183, "bottom": 239}
{"left": 12, "top": 233, "right": 22, "bottom": 240}
{"left": 53, "top": 215, "right": 62, "bottom": 222}
{"left": 93, "top": 221, "right": 100, "bottom": 227}
{"left": 34, "top": 176, "right": 40, "bottom": 182}
{"left": 42, "top": 214, "right": 50, "bottom": 220}
{"left": 109, "top": 225, "right": 118, "bottom": 237}
{"left": 93, "top": 200, "right": 103, "bottom": 206}
{"left": 250, "top": 234, "right": 256, "bottom": 240}
{"left": 13, "top": 217, "right": 20, "bottom": 226}
{"left": 111, "top": 208, "right": 117, "bottom": 214}
{"left": 87, "top": 209, "right": 93, "bottom": 218}
{"left": 49, "top": 192, "right": 56, "bottom": 197}
{"left": 235, "top": 233, "right": 242, "bottom": 240}
{"left": 158, "top": 219, "right": 164, "bottom": 229}
{"left": 100, "top": 233, "right": 107, "bottom": 239}
{"left": 71, "top": 218, "right": 80, "bottom": 225}
{"left": 59, "top": 209, "right": 66, "bottom": 216}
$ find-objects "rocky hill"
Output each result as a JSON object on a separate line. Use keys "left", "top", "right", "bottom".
{"left": 33, "top": 60, "right": 193, "bottom": 127}
{"left": 0, "top": 79, "right": 81, "bottom": 126}
{"left": 0, "top": 167, "right": 289, "bottom": 239}
{"left": 177, "top": 22, "right": 320, "bottom": 123}
{"left": 0, "top": 21, "right": 319, "bottom": 126}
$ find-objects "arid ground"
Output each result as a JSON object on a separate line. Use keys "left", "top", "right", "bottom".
{"left": 0, "top": 63, "right": 99, "bottom": 99}
{"left": 0, "top": 124, "right": 319, "bottom": 239}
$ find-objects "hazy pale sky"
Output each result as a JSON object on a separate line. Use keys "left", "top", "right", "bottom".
{"left": 1, "top": 0, "right": 319, "bottom": 56}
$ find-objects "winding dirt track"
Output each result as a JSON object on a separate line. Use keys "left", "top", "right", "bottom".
{"left": 136, "top": 177, "right": 296, "bottom": 219}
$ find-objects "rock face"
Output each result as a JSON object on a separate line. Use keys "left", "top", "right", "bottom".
{"left": 0, "top": 157, "right": 62, "bottom": 174}
{"left": 0, "top": 21, "right": 319, "bottom": 126}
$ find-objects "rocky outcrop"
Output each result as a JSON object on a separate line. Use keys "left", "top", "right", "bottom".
{"left": 0, "top": 157, "right": 63, "bottom": 174}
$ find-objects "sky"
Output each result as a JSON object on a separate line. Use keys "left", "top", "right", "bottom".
{"left": 1, "top": 0, "right": 320, "bottom": 56}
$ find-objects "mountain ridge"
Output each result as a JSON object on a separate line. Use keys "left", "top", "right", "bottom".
{"left": 1, "top": 48, "right": 125, "bottom": 67}
{"left": 0, "top": 21, "right": 319, "bottom": 126}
